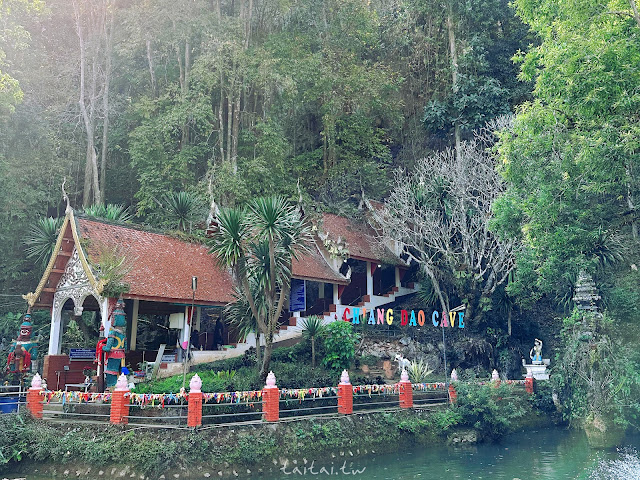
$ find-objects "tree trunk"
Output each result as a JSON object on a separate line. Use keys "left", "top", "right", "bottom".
{"left": 218, "top": 59, "right": 225, "bottom": 163}
{"left": 182, "top": 39, "right": 191, "bottom": 148}
{"left": 255, "top": 332, "right": 261, "bottom": 367}
{"left": 227, "top": 81, "right": 233, "bottom": 165}
{"left": 75, "top": 0, "right": 103, "bottom": 207}
{"left": 244, "top": 0, "right": 253, "bottom": 50}
{"left": 446, "top": 1, "right": 461, "bottom": 161}
{"left": 626, "top": 164, "right": 638, "bottom": 240}
{"left": 507, "top": 307, "right": 512, "bottom": 336}
{"left": 231, "top": 78, "right": 241, "bottom": 171}
{"left": 259, "top": 335, "right": 273, "bottom": 380}
{"left": 146, "top": 39, "right": 157, "bottom": 97}
{"left": 311, "top": 336, "right": 316, "bottom": 368}
{"left": 630, "top": 0, "right": 640, "bottom": 29}
{"left": 100, "top": 10, "right": 114, "bottom": 203}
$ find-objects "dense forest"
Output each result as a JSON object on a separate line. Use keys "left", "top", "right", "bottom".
{"left": 0, "top": 0, "right": 533, "bottom": 294}
{"left": 1, "top": 0, "right": 639, "bottom": 349}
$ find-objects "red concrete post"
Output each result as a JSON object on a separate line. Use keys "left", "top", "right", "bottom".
{"left": 448, "top": 383, "right": 457, "bottom": 404}
{"left": 262, "top": 371, "right": 279, "bottom": 422}
{"left": 26, "top": 373, "right": 44, "bottom": 419}
{"left": 491, "top": 369, "right": 501, "bottom": 387}
{"left": 398, "top": 370, "right": 413, "bottom": 409}
{"left": 188, "top": 373, "right": 203, "bottom": 427}
{"left": 525, "top": 372, "right": 534, "bottom": 394}
{"left": 337, "top": 370, "right": 353, "bottom": 415}
{"left": 110, "top": 374, "right": 130, "bottom": 425}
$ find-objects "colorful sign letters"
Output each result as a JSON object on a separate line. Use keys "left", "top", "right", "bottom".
{"left": 341, "top": 307, "right": 465, "bottom": 328}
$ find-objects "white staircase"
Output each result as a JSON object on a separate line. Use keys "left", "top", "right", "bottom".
{"left": 181, "top": 282, "right": 420, "bottom": 370}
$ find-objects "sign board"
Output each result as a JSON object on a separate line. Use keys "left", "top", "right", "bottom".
{"left": 289, "top": 279, "right": 306, "bottom": 312}
{"left": 161, "top": 354, "right": 177, "bottom": 363}
{"left": 339, "top": 306, "right": 466, "bottom": 329}
{"left": 69, "top": 348, "right": 96, "bottom": 361}
{"left": 169, "top": 312, "right": 184, "bottom": 329}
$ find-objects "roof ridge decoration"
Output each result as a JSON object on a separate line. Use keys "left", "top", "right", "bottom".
{"left": 23, "top": 208, "right": 104, "bottom": 307}
{"left": 313, "top": 215, "right": 350, "bottom": 262}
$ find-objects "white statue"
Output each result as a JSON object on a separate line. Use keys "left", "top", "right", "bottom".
{"left": 530, "top": 338, "right": 543, "bottom": 365}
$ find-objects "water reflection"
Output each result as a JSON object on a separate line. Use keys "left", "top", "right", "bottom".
{"left": 7, "top": 428, "right": 640, "bottom": 480}
{"left": 262, "top": 428, "right": 640, "bottom": 480}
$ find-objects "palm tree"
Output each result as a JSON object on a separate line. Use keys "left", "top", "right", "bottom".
{"left": 24, "top": 217, "right": 64, "bottom": 268}
{"left": 300, "top": 316, "right": 325, "bottom": 368}
{"left": 209, "top": 196, "right": 311, "bottom": 379}
{"left": 163, "top": 191, "right": 203, "bottom": 233}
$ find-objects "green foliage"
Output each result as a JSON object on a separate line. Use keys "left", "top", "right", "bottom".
{"left": 135, "top": 370, "right": 237, "bottom": 394}
{"left": 420, "top": 0, "right": 533, "bottom": 142}
{"left": 550, "top": 309, "right": 640, "bottom": 427}
{"left": 494, "top": 0, "right": 640, "bottom": 300}
{"left": 452, "top": 382, "right": 526, "bottom": 440}
{"left": 82, "top": 204, "right": 132, "bottom": 222}
{"left": 407, "top": 360, "right": 434, "bottom": 383}
{"left": 528, "top": 381, "right": 556, "bottom": 415}
{"left": 301, "top": 315, "right": 325, "bottom": 368}
{"left": 0, "top": 415, "right": 27, "bottom": 464}
{"left": 208, "top": 196, "right": 311, "bottom": 378}
{"left": 300, "top": 315, "right": 325, "bottom": 340}
{"left": 161, "top": 191, "right": 205, "bottom": 233}
{"left": 322, "top": 321, "right": 359, "bottom": 371}
{"left": 429, "top": 408, "right": 464, "bottom": 433}
{"left": 23, "top": 217, "right": 64, "bottom": 268}
{"left": 89, "top": 243, "right": 132, "bottom": 298}
{"left": 0, "top": 0, "right": 45, "bottom": 116}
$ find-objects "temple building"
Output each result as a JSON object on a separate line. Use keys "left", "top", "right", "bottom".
{"left": 24, "top": 204, "right": 418, "bottom": 389}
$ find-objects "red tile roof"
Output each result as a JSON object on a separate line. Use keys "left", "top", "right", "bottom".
{"left": 319, "top": 212, "right": 404, "bottom": 265}
{"left": 292, "top": 245, "right": 349, "bottom": 285}
{"left": 77, "top": 218, "right": 235, "bottom": 305}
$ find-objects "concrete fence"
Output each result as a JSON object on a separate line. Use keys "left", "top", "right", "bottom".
{"left": 24, "top": 370, "right": 532, "bottom": 427}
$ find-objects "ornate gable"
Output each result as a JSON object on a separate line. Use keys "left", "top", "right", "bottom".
{"left": 53, "top": 248, "right": 102, "bottom": 316}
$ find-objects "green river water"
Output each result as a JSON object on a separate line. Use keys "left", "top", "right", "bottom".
{"left": 5, "top": 428, "right": 640, "bottom": 479}
{"left": 262, "top": 428, "right": 640, "bottom": 480}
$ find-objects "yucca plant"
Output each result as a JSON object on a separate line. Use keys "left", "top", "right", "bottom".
{"left": 225, "top": 281, "right": 266, "bottom": 367}
{"left": 301, "top": 315, "right": 326, "bottom": 368}
{"left": 407, "top": 359, "right": 433, "bottom": 383}
{"left": 209, "top": 195, "right": 312, "bottom": 380}
{"left": 24, "top": 217, "right": 64, "bottom": 268}
{"left": 163, "top": 191, "right": 204, "bottom": 233}
{"left": 83, "top": 203, "right": 132, "bottom": 222}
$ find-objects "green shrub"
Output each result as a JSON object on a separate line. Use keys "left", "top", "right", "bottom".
{"left": 322, "top": 321, "right": 359, "bottom": 371}
{"left": 135, "top": 370, "right": 235, "bottom": 394}
{"left": 529, "top": 381, "right": 556, "bottom": 415}
{"left": 430, "top": 408, "right": 463, "bottom": 433}
{"left": 452, "top": 383, "right": 525, "bottom": 440}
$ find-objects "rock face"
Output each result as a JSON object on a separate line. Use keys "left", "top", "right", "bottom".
{"left": 360, "top": 337, "right": 442, "bottom": 372}
{"left": 447, "top": 429, "right": 478, "bottom": 445}
{"left": 583, "top": 414, "right": 625, "bottom": 449}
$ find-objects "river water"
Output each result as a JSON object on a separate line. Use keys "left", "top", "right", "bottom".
{"left": 263, "top": 428, "right": 640, "bottom": 480}
{"left": 5, "top": 428, "right": 640, "bottom": 479}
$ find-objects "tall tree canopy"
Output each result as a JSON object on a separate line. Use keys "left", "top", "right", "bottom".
{"left": 492, "top": 0, "right": 640, "bottom": 301}
{"left": 0, "top": 0, "right": 532, "bottom": 298}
